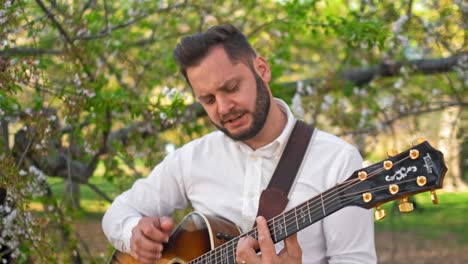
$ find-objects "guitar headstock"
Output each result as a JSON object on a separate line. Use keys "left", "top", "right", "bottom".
{"left": 345, "top": 140, "right": 447, "bottom": 216}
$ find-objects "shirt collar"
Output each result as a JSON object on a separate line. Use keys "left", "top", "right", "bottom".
{"left": 234, "top": 98, "right": 297, "bottom": 158}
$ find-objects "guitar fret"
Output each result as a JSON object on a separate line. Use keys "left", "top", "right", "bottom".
{"left": 230, "top": 239, "right": 236, "bottom": 264}
{"left": 294, "top": 207, "right": 299, "bottom": 230}
{"left": 320, "top": 193, "right": 327, "bottom": 216}
{"left": 271, "top": 218, "right": 277, "bottom": 242}
{"left": 283, "top": 214, "right": 287, "bottom": 236}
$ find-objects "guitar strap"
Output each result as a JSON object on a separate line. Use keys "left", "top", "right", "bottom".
{"left": 255, "top": 120, "right": 314, "bottom": 221}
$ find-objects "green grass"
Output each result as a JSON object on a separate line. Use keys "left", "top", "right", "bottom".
{"left": 374, "top": 191, "right": 468, "bottom": 243}
{"left": 35, "top": 178, "right": 468, "bottom": 244}
{"left": 30, "top": 176, "right": 117, "bottom": 214}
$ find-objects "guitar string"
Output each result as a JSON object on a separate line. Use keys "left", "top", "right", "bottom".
{"left": 209, "top": 176, "right": 420, "bottom": 264}
{"left": 191, "top": 155, "right": 412, "bottom": 263}
{"left": 197, "top": 167, "right": 410, "bottom": 264}
{"left": 192, "top": 155, "right": 411, "bottom": 263}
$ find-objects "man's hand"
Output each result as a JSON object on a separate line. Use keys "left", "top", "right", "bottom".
{"left": 130, "top": 216, "right": 174, "bottom": 264}
{"left": 236, "top": 216, "right": 302, "bottom": 264}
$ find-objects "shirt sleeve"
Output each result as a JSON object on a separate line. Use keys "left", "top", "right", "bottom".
{"left": 101, "top": 147, "right": 190, "bottom": 253}
{"left": 323, "top": 147, "right": 377, "bottom": 263}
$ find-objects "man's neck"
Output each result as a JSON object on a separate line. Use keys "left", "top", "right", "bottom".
{"left": 243, "top": 100, "right": 287, "bottom": 150}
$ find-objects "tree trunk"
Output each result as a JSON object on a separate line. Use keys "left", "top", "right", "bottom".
{"left": 437, "top": 106, "right": 467, "bottom": 191}
{"left": 63, "top": 179, "right": 81, "bottom": 210}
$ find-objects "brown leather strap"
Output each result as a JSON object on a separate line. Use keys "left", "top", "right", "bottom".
{"left": 256, "top": 120, "right": 314, "bottom": 221}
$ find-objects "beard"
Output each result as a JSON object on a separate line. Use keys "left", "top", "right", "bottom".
{"left": 212, "top": 71, "right": 271, "bottom": 141}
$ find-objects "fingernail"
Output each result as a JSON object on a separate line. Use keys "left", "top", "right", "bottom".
{"left": 164, "top": 236, "right": 169, "bottom": 243}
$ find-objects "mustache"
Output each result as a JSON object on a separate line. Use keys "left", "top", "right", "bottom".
{"left": 220, "top": 109, "right": 247, "bottom": 125}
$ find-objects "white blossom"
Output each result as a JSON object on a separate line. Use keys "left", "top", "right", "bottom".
{"left": 394, "top": 78, "right": 404, "bottom": 89}
{"left": 28, "top": 165, "right": 46, "bottom": 181}
{"left": 291, "top": 93, "right": 305, "bottom": 119}
{"left": 162, "top": 86, "right": 170, "bottom": 95}
{"left": 392, "top": 15, "right": 408, "bottom": 34}
{"left": 74, "top": 73, "right": 81, "bottom": 86}
{"left": 167, "top": 88, "right": 178, "bottom": 100}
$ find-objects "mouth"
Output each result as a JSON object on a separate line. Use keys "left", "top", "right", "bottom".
{"left": 221, "top": 112, "right": 246, "bottom": 127}
{"left": 225, "top": 113, "right": 244, "bottom": 123}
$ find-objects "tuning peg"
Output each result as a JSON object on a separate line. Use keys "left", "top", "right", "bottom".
{"left": 398, "top": 196, "right": 414, "bottom": 213}
{"left": 374, "top": 206, "right": 386, "bottom": 221}
{"left": 431, "top": 190, "right": 438, "bottom": 205}
{"left": 387, "top": 149, "right": 398, "bottom": 157}
{"left": 412, "top": 138, "right": 426, "bottom": 146}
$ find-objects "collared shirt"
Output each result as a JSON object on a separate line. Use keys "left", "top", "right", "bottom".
{"left": 102, "top": 98, "right": 377, "bottom": 263}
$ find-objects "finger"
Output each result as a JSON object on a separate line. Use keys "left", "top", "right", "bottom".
{"left": 131, "top": 249, "right": 161, "bottom": 264}
{"left": 236, "top": 236, "right": 259, "bottom": 263}
{"left": 132, "top": 230, "right": 165, "bottom": 253}
{"left": 137, "top": 217, "right": 170, "bottom": 242}
{"left": 283, "top": 233, "right": 302, "bottom": 258}
{"left": 256, "top": 216, "right": 276, "bottom": 258}
{"left": 159, "top": 216, "right": 175, "bottom": 235}
{"left": 131, "top": 237, "right": 163, "bottom": 263}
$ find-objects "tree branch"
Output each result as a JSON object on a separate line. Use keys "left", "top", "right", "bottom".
{"left": 84, "top": 182, "right": 112, "bottom": 203}
{"left": 35, "top": 0, "right": 93, "bottom": 80}
{"left": 340, "top": 101, "right": 468, "bottom": 137}
{"left": 283, "top": 53, "right": 466, "bottom": 89}
{"left": 0, "top": 47, "right": 63, "bottom": 58}
{"left": 71, "top": 2, "right": 188, "bottom": 41}
{"left": 1, "top": 118, "right": 9, "bottom": 153}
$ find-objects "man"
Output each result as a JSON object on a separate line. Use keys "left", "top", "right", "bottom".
{"left": 102, "top": 24, "right": 376, "bottom": 264}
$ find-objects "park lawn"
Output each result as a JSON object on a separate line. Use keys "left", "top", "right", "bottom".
{"left": 29, "top": 176, "right": 115, "bottom": 214}
{"left": 31, "top": 178, "right": 468, "bottom": 244}
{"left": 374, "top": 191, "right": 468, "bottom": 243}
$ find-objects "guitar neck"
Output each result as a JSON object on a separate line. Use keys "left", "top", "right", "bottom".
{"left": 190, "top": 182, "right": 350, "bottom": 264}
{"left": 263, "top": 185, "right": 347, "bottom": 243}
{"left": 186, "top": 141, "right": 447, "bottom": 264}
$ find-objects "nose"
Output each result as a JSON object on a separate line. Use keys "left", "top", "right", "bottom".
{"left": 216, "top": 95, "right": 234, "bottom": 116}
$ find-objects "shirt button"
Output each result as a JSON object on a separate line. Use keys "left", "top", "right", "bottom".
{"left": 250, "top": 155, "right": 258, "bottom": 160}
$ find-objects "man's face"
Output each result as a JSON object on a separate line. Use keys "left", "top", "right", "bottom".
{"left": 186, "top": 46, "right": 271, "bottom": 141}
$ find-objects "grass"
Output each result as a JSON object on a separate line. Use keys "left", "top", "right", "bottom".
{"left": 29, "top": 176, "right": 115, "bottom": 213}
{"left": 32, "top": 177, "right": 468, "bottom": 244}
{"left": 374, "top": 191, "right": 468, "bottom": 243}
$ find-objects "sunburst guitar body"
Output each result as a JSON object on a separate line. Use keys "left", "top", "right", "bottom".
{"left": 110, "top": 212, "right": 240, "bottom": 264}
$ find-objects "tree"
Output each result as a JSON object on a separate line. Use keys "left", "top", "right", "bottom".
{"left": 0, "top": 0, "right": 466, "bottom": 262}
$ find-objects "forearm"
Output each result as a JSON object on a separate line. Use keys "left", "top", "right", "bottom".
{"left": 102, "top": 194, "right": 144, "bottom": 252}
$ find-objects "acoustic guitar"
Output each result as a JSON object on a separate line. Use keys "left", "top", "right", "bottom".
{"left": 110, "top": 140, "right": 447, "bottom": 264}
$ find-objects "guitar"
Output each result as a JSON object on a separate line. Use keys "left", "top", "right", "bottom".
{"left": 110, "top": 140, "right": 447, "bottom": 264}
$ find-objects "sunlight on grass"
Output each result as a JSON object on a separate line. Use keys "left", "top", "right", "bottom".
{"left": 375, "top": 191, "right": 468, "bottom": 243}
{"left": 30, "top": 176, "right": 468, "bottom": 245}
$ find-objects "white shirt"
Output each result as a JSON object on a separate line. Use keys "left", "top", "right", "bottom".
{"left": 102, "top": 99, "right": 376, "bottom": 263}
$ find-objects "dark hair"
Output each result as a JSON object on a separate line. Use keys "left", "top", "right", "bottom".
{"left": 173, "top": 24, "right": 256, "bottom": 86}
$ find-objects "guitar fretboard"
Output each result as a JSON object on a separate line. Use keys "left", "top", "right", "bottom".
{"left": 189, "top": 183, "right": 349, "bottom": 264}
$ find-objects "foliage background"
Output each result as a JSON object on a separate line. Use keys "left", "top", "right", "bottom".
{"left": 0, "top": 0, "right": 466, "bottom": 263}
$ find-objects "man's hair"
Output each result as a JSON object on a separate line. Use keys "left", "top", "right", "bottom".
{"left": 173, "top": 24, "right": 257, "bottom": 86}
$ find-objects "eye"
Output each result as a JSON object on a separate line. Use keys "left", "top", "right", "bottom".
{"left": 228, "top": 84, "right": 239, "bottom": 93}
{"left": 201, "top": 96, "right": 215, "bottom": 105}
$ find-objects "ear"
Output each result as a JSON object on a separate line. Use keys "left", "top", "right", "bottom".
{"left": 254, "top": 56, "right": 271, "bottom": 83}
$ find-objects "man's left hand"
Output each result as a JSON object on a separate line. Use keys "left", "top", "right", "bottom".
{"left": 236, "top": 216, "right": 302, "bottom": 264}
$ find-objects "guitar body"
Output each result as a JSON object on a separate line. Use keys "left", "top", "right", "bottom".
{"left": 110, "top": 212, "right": 241, "bottom": 264}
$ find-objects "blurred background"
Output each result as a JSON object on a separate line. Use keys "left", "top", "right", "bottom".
{"left": 0, "top": 0, "right": 466, "bottom": 263}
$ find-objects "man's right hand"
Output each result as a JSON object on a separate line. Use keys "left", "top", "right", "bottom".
{"left": 130, "top": 216, "right": 174, "bottom": 264}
